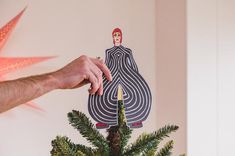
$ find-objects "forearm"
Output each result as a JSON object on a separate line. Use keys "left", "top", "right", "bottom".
{"left": 0, "top": 55, "right": 112, "bottom": 113}
{"left": 0, "top": 73, "right": 59, "bottom": 113}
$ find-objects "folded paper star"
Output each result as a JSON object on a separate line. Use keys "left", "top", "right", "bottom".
{"left": 0, "top": 7, "right": 25, "bottom": 52}
{"left": 0, "top": 7, "right": 54, "bottom": 111}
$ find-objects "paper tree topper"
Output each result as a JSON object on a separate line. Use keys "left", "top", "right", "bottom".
{"left": 88, "top": 28, "right": 152, "bottom": 129}
{"left": 0, "top": 8, "right": 54, "bottom": 110}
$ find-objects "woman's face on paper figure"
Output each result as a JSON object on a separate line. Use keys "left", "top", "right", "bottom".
{"left": 113, "top": 32, "right": 121, "bottom": 44}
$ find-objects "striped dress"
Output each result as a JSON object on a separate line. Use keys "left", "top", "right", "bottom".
{"left": 88, "top": 45, "right": 152, "bottom": 127}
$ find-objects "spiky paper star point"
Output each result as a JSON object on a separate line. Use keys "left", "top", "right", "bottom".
{"left": 0, "top": 7, "right": 54, "bottom": 111}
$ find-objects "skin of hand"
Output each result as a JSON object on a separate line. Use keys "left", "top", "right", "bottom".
{"left": 52, "top": 55, "right": 112, "bottom": 95}
{"left": 0, "top": 55, "right": 112, "bottom": 113}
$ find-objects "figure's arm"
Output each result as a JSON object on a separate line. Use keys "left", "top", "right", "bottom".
{"left": 104, "top": 49, "right": 111, "bottom": 66}
{"left": 128, "top": 49, "right": 139, "bottom": 72}
{"left": 0, "top": 55, "right": 112, "bottom": 113}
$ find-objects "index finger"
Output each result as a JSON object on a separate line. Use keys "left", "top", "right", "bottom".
{"left": 91, "top": 58, "right": 112, "bottom": 81}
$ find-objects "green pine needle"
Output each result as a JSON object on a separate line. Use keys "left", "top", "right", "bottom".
{"left": 76, "top": 144, "right": 96, "bottom": 155}
{"left": 123, "top": 133, "right": 158, "bottom": 156}
{"left": 155, "top": 125, "right": 179, "bottom": 141}
{"left": 156, "top": 140, "right": 174, "bottom": 156}
{"left": 120, "top": 124, "right": 132, "bottom": 154}
{"left": 67, "top": 110, "right": 109, "bottom": 154}
{"left": 141, "top": 139, "right": 158, "bottom": 156}
{"left": 50, "top": 136, "right": 84, "bottom": 156}
{"left": 144, "top": 146, "right": 157, "bottom": 156}
{"left": 123, "top": 125, "right": 178, "bottom": 156}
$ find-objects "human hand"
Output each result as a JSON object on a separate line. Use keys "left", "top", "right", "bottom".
{"left": 52, "top": 55, "right": 112, "bottom": 95}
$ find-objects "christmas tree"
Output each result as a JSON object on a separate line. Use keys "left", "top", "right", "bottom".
{"left": 50, "top": 100, "right": 179, "bottom": 156}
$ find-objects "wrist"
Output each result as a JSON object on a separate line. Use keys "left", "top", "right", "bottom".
{"left": 49, "top": 71, "right": 64, "bottom": 89}
{"left": 45, "top": 72, "right": 61, "bottom": 90}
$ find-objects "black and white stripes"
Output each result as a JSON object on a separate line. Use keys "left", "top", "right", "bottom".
{"left": 88, "top": 45, "right": 152, "bottom": 128}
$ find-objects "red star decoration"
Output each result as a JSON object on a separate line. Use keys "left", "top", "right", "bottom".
{"left": 0, "top": 7, "right": 54, "bottom": 111}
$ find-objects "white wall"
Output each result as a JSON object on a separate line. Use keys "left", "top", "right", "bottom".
{"left": 217, "top": 0, "right": 235, "bottom": 155}
{"left": 0, "top": 0, "right": 160, "bottom": 156}
{"left": 187, "top": 0, "right": 218, "bottom": 155}
{"left": 188, "top": 0, "right": 235, "bottom": 155}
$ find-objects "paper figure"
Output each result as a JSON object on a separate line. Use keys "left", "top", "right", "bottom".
{"left": 0, "top": 8, "right": 54, "bottom": 111}
{"left": 88, "top": 28, "right": 152, "bottom": 129}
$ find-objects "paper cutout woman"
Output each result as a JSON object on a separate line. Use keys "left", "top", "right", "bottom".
{"left": 88, "top": 28, "right": 152, "bottom": 129}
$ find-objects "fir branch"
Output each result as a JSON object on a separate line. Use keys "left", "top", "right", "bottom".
{"left": 123, "top": 125, "right": 178, "bottom": 156}
{"left": 123, "top": 133, "right": 158, "bottom": 156}
{"left": 151, "top": 125, "right": 178, "bottom": 151}
{"left": 120, "top": 124, "right": 132, "bottom": 154}
{"left": 50, "top": 136, "right": 84, "bottom": 156}
{"left": 76, "top": 144, "right": 96, "bottom": 155}
{"left": 156, "top": 140, "right": 174, "bottom": 156}
{"left": 144, "top": 147, "right": 157, "bottom": 156}
{"left": 154, "top": 125, "right": 178, "bottom": 142}
{"left": 67, "top": 110, "right": 109, "bottom": 155}
{"left": 142, "top": 140, "right": 158, "bottom": 156}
